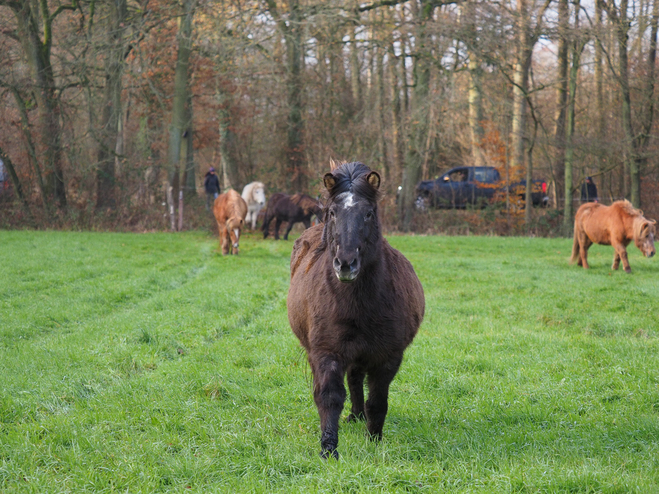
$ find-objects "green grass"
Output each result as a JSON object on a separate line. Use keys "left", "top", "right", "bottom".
{"left": 1, "top": 229, "right": 658, "bottom": 493}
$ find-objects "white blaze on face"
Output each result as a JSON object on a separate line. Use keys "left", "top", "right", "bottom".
{"left": 337, "top": 192, "right": 357, "bottom": 210}
{"left": 233, "top": 229, "right": 240, "bottom": 248}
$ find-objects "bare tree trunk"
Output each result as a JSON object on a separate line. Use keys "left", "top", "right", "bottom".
{"left": 554, "top": 0, "right": 569, "bottom": 202}
{"left": 266, "top": 0, "right": 307, "bottom": 193}
{"left": 6, "top": 85, "right": 49, "bottom": 210}
{"left": 167, "top": 0, "right": 195, "bottom": 230}
{"left": 0, "top": 145, "right": 31, "bottom": 216}
{"left": 388, "top": 41, "right": 403, "bottom": 186}
{"left": 217, "top": 82, "right": 238, "bottom": 189}
{"left": 376, "top": 41, "right": 389, "bottom": 183}
{"left": 399, "top": 0, "right": 433, "bottom": 231}
{"left": 350, "top": 25, "right": 362, "bottom": 113}
{"left": 510, "top": 0, "right": 531, "bottom": 172}
{"left": 96, "top": 0, "right": 128, "bottom": 210}
{"left": 563, "top": 0, "right": 583, "bottom": 233}
{"left": 634, "top": 0, "right": 659, "bottom": 204}
{"left": 13, "top": 1, "right": 68, "bottom": 208}
{"left": 617, "top": 0, "right": 637, "bottom": 205}
{"left": 463, "top": 0, "right": 485, "bottom": 166}
{"left": 183, "top": 92, "right": 196, "bottom": 198}
{"left": 595, "top": 0, "right": 606, "bottom": 198}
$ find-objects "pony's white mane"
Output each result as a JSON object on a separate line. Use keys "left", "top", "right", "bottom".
{"left": 243, "top": 181, "right": 265, "bottom": 200}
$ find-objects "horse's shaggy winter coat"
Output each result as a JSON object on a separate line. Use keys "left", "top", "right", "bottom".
{"left": 213, "top": 189, "right": 248, "bottom": 255}
{"left": 262, "top": 193, "right": 321, "bottom": 240}
{"left": 571, "top": 200, "right": 656, "bottom": 273}
{"left": 241, "top": 181, "right": 266, "bottom": 229}
{"left": 287, "top": 161, "right": 425, "bottom": 459}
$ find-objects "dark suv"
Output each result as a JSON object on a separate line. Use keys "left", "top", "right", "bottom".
{"left": 414, "top": 166, "right": 548, "bottom": 210}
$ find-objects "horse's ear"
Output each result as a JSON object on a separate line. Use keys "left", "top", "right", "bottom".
{"left": 367, "top": 171, "right": 381, "bottom": 190}
{"left": 329, "top": 158, "right": 340, "bottom": 171}
{"left": 324, "top": 173, "right": 336, "bottom": 191}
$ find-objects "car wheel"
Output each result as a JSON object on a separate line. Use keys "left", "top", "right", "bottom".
{"left": 414, "top": 194, "right": 429, "bottom": 212}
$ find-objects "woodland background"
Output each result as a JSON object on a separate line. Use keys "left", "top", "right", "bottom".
{"left": 1, "top": 0, "right": 659, "bottom": 235}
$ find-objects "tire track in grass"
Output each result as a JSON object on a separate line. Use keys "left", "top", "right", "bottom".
{"left": 0, "top": 240, "right": 216, "bottom": 422}
{"left": 2, "top": 237, "right": 292, "bottom": 425}
{"left": 0, "top": 237, "right": 210, "bottom": 345}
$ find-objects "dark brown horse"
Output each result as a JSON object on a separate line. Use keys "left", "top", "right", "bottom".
{"left": 571, "top": 200, "right": 656, "bottom": 273}
{"left": 287, "top": 161, "right": 425, "bottom": 459}
{"left": 262, "top": 193, "right": 322, "bottom": 240}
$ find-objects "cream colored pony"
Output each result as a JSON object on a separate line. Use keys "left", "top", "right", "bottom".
{"left": 241, "top": 181, "right": 266, "bottom": 230}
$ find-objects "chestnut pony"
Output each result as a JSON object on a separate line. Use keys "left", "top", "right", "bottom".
{"left": 287, "top": 161, "right": 425, "bottom": 459}
{"left": 571, "top": 200, "right": 656, "bottom": 273}
{"left": 213, "top": 189, "right": 248, "bottom": 255}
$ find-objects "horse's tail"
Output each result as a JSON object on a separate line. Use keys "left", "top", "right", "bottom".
{"left": 261, "top": 196, "right": 279, "bottom": 237}
{"left": 261, "top": 204, "right": 272, "bottom": 234}
{"left": 570, "top": 219, "right": 580, "bottom": 264}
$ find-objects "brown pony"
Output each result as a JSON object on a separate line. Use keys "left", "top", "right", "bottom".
{"left": 262, "top": 193, "right": 322, "bottom": 240}
{"left": 213, "top": 189, "right": 248, "bottom": 255}
{"left": 287, "top": 161, "right": 425, "bottom": 459}
{"left": 571, "top": 200, "right": 656, "bottom": 273}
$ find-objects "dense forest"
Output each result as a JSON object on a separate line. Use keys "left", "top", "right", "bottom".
{"left": 1, "top": 0, "right": 658, "bottom": 234}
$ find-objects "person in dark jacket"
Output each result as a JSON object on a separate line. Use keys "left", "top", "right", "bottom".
{"left": 204, "top": 167, "right": 221, "bottom": 210}
{"left": 580, "top": 176, "right": 598, "bottom": 203}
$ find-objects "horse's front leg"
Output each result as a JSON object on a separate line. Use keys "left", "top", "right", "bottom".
{"left": 346, "top": 366, "right": 365, "bottom": 422}
{"left": 274, "top": 218, "right": 283, "bottom": 240}
{"left": 612, "top": 253, "right": 621, "bottom": 270}
{"left": 312, "top": 355, "right": 346, "bottom": 459}
{"left": 618, "top": 248, "right": 632, "bottom": 273}
{"left": 283, "top": 221, "right": 296, "bottom": 241}
{"left": 365, "top": 358, "right": 402, "bottom": 440}
{"left": 221, "top": 225, "right": 231, "bottom": 255}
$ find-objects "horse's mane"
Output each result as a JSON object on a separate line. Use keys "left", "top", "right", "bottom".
{"left": 244, "top": 181, "right": 264, "bottom": 198}
{"left": 613, "top": 199, "right": 644, "bottom": 218}
{"left": 291, "top": 193, "right": 320, "bottom": 214}
{"left": 611, "top": 200, "right": 656, "bottom": 240}
{"left": 324, "top": 162, "right": 380, "bottom": 205}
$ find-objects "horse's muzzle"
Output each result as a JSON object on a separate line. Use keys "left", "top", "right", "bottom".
{"left": 333, "top": 257, "right": 360, "bottom": 283}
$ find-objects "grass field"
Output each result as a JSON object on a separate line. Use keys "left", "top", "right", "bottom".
{"left": 1, "top": 229, "right": 658, "bottom": 493}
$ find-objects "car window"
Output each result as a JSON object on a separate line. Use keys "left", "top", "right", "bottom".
{"left": 448, "top": 170, "right": 468, "bottom": 182}
{"left": 473, "top": 169, "right": 487, "bottom": 182}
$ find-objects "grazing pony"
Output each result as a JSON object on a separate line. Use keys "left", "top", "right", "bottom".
{"left": 287, "top": 161, "right": 425, "bottom": 459}
{"left": 262, "top": 193, "right": 322, "bottom": 240}
{"left": 571, "top": 200, "right": 656, "bottom": 273}
{"left": 213, "top": 189, "right": 248, "bottom": 255}
{"left": 241, "top": 181, "right": 266, "bottom": 230}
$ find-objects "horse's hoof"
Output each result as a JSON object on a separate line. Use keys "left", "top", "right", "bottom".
{"left": 625, "top": 268, "right": 632, "bottom": 274}
{"left": 320, "top": 449, "right": 339, "bottom": 460}
{"left": 367, "top": 431, "right": 383, "bottom": 442}
{"left": 346, "top": 412, "right": 365, "bottom": 423}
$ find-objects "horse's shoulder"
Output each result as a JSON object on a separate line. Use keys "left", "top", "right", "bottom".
{"left": 291, "top": 224, "right": 324, "bottom": 278}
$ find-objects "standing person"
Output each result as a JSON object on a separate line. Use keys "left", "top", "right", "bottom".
{"left": 580, "top": 176, "right": 598, "bottom": 203}
{"left": 204, "top": 167, "right": 221, "bottom": 210}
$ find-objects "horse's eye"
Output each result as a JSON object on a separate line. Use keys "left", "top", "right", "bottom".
{"left": 365, "top": 211, "right": 374, "bottom": 220}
